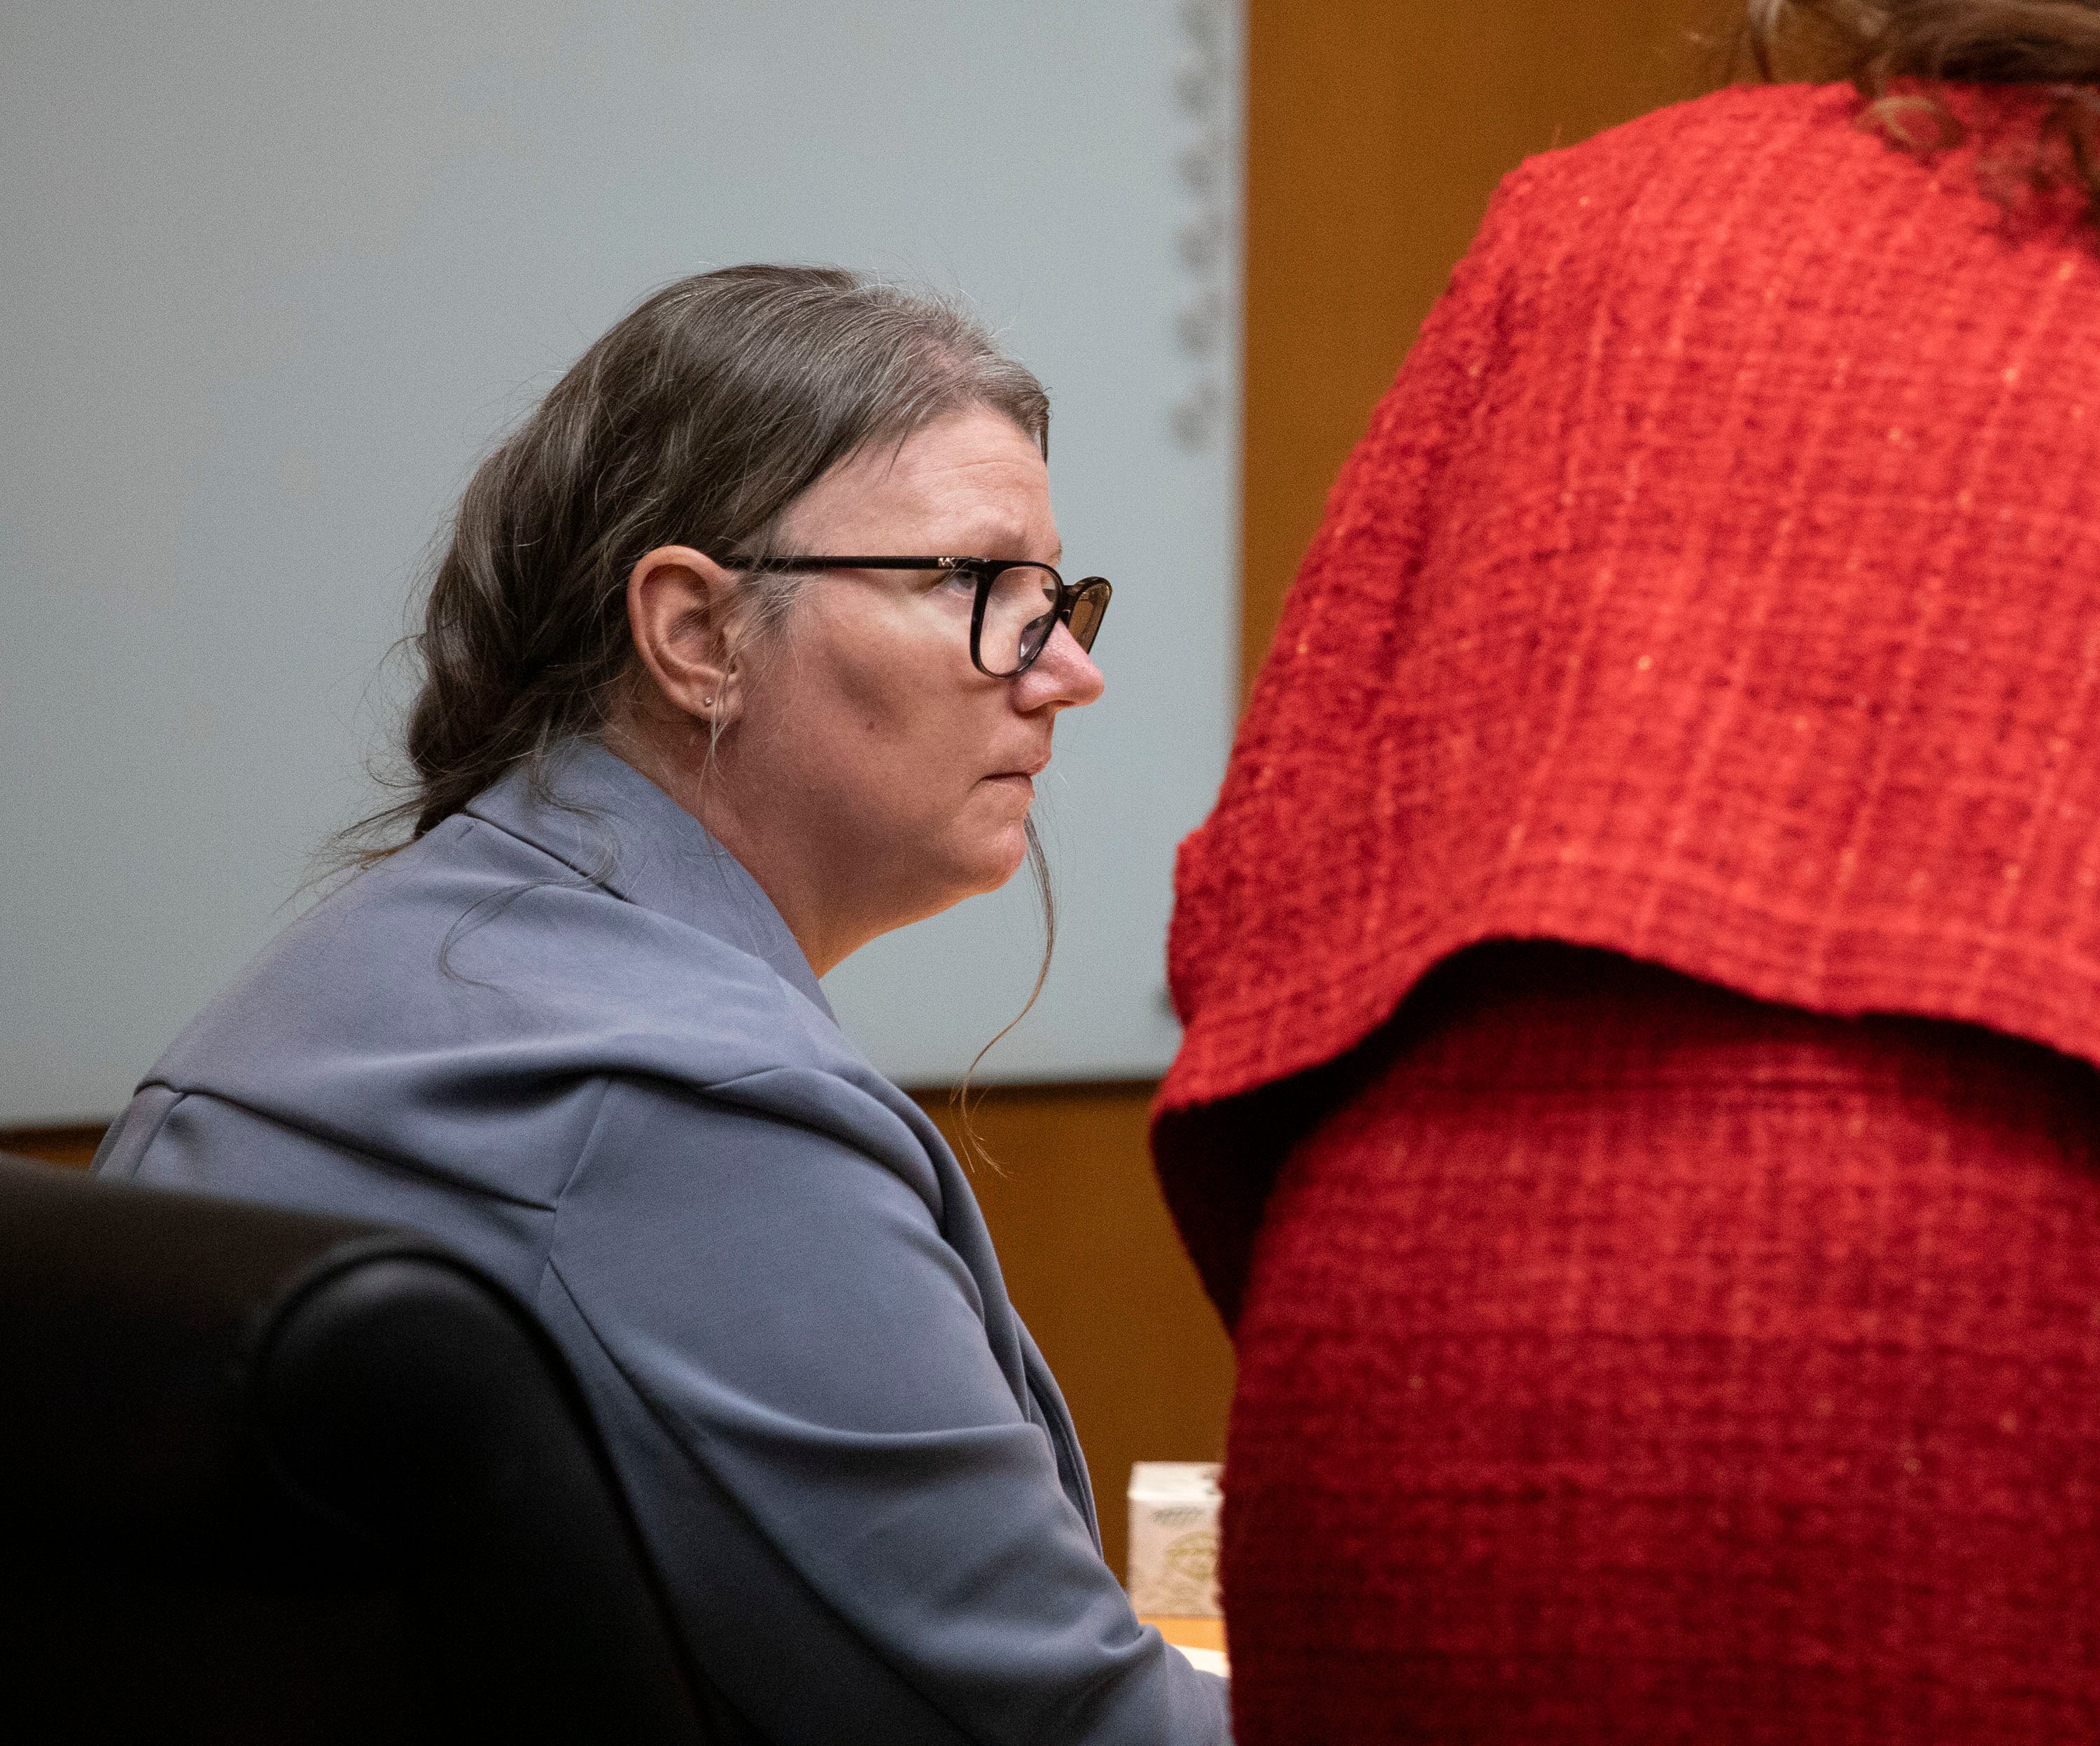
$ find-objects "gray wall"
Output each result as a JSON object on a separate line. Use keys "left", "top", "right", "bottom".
{"left": 0, "top": 1, "right": 1243, "bottom": 1125}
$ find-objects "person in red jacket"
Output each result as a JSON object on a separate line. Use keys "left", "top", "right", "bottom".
{"left": 1156, "top": 6, "right": 2100, "bottom": 1741}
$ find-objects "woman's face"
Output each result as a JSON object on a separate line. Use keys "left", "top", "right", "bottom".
{"left": 688, "top": 406, "right": 1105, "bottom": 971}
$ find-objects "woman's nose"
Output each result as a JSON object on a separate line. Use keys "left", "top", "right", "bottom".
{"left": 1018, "top": 619, "right": 1106, "bottom": 710}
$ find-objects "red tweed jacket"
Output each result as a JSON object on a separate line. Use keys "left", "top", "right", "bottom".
{"left": 1155, "top": 82, "right": 2100, "bottom": 1326}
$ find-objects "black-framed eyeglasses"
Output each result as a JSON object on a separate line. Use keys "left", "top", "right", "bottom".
{"left": 729, "top": 555, "right": 1112, "bottom": 679}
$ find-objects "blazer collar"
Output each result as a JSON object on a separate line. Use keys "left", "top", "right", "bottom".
{"left": 463, "top": 740, "right": 833, "bottom": 1018}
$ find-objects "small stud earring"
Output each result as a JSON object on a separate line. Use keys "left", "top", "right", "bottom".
{"left": 702, "top": 696, "right": 714, "bottom": 707}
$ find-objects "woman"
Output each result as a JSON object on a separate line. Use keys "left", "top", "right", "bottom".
{"left": 1156, "top": 6, "right": 2100, "bottom": 1743}
{"left": 96, "top": 266, "right": 1230, "bottom": 1745}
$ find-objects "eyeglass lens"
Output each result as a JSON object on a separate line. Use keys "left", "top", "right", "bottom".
{"left": 980, "top": 565, "right": 1109, "bottom": 677}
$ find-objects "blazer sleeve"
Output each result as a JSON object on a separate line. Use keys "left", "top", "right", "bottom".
{"left": 541, "top": 1076, "right": 1232, "bottom": 1746}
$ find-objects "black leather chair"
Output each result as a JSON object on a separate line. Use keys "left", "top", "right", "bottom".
{"left": 0, "top": 1150, "right": 724, "bottom": 1745}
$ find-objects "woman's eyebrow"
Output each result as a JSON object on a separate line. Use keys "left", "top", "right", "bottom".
{"left": 946, "top": 528, "right": 1062, "bottom": 564}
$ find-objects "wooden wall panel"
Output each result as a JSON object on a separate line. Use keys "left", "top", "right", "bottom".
{"left": 1, "top": 1125, "right": 106, "bottom": 1169}
{"left": 1241, "top": 0, "right": 1719, "bottom": 700}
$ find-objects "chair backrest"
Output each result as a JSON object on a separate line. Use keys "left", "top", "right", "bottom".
{"left": 0, "top": 1151, "right": 724, "bottom": 1746}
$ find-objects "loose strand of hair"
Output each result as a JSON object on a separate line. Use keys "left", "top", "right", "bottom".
{"left": 948, "top": 817, "right": 1057, "bottom": 1176}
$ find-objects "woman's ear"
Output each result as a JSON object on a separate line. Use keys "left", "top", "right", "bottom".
{"left": 626, "top": 545, "right": 751, "bottom": 728}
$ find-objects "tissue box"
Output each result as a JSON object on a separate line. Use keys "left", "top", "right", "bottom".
{"left": 1126, "top": 1462, "right": 1222, "bottom": 1617}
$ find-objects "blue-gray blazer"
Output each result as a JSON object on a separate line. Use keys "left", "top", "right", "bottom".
{"left": 94, "top": 742, "right": 1230, "bottom": 1746}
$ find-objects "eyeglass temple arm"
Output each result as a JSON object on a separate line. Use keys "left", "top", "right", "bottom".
{"left": 724, "top": 555, "right": 978, "bottom": 572}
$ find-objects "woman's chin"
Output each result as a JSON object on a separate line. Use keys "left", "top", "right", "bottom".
{"left": 886, "top": 834, "right": 1032, "bottom": 931}
{"left": 958, "top": 826, "right": 1032, "bottom": 900}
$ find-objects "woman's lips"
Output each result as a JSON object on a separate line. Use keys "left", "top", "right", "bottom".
{"left": 986, "top": 755, "right": 1049, "bottom": 791}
